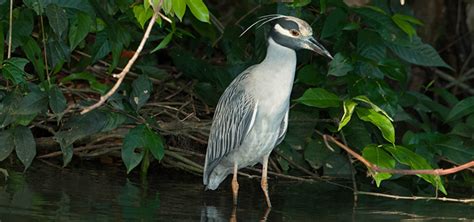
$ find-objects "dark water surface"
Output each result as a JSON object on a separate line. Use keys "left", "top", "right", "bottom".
{"left": 0, "top": 165, "right": 472, "bottom": 221}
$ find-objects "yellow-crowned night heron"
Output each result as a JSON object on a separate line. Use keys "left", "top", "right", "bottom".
{"left": 203, "top": 15, "right": 333, "bottom": 207}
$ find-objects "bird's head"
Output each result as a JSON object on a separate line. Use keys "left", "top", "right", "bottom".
{"left": 241, "top": 14, "right": 332, "bottom": 59}
{"left": 269, "top": 16, "right": 332, "bottom": 59}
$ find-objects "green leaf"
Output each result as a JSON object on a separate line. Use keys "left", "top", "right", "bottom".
{"left": 357, "top": 30, "right": 386, "bottom": 60}
{"left": 69, "top": 12, "right": 92, "bottom": 50}
{"left": 388, "top": 37, "right": 450, "bottom": 68}
{"left": 296, "top": 64, "right": 321, "bottom": 86}
{"left": 353, "top": 95, "right": 393, "bottom": 121}
{"left": 2, "top": 57, "right": 30, "bottom": 84}
{"left": 133, "top": 4, "right": 153, "bottom": 29}
{"left": 46, "top": 37, "right": 70, "bottom": 68}
{"left": 45, "top": 4, "right": 68, "bottom": 37}
{"left": 144, "top": 127, "right": 165, "bottom": 160}
{"left": 328, "top": 53, "right": 353, "bottom": 77}
{"left": 446, "top": 96, "right": 474, "bottom": 122}
{"left": 121, "top": 125, "right": 164, "bottom": 173}
{"left": 356, "top": 107, "right": 395, "bottom": 144}
{"left": 296, "top": 88, "right": 340, "bottom": 108}
{"left": 61, "top": 72, "right": 109, "bottom": 94}
{"left": 362, "top": 144, "right": 395, "bottom": 186}
{"left": 21, "top": 37, "right": 45, "bottom": 81}
{"left": 129, "top": 75, "right": 153, "bottom": 110}
{"left": 321, "top": 8, "right": 347, "bottom": 39}
{"left": 0, "top": 130, "right": 14, "bottom": 161}
{"left": 0, "top": 22, "right": 4, "bottom": 65}
{"left": 185, "top": 0, "right": 209, "bottom": 23}
{"left": 48, "top": 85, "right": 67, "bottom": 114}
{"left": 13, "top": 126, "right": 36, "bottom": 170}
{"left": 122, "top": 125, "right": 146, "bottom": 174}
{"left": 55, "top": 111, "right": 125, "bottom": 166}
{"left": 392, "top": 13, "right": 423, "bottom": 25}
{"left": 162, "top": 0, "right": 172, "bottom": 14}
{"left": 16, "top": 89, "right": 48, "bottom": 116}
{"left": 151, "top": 32, "right": 173, "bottom": 53}
{"left": 338, "top": 99, "right": 357, "bottom": 131}
{"left": 384, "top": 145, "right": 447, "bottom": 195}
{"left": 172, "top": 0, "right": 186, "bottom": 21}
{"left": 392, "top": 14, "right": 416, "bottom": 38}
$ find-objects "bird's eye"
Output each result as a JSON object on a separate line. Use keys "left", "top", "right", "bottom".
{"left": 290, "top": 29, "right": 300, "bottom": 37}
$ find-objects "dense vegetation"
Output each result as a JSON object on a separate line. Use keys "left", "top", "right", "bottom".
{"left": 0, "top": 0, "right": 472, "bottom": 199}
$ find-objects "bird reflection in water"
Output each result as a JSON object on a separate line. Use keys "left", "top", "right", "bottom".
{"left": 201, "top": 206, "right": 271, "bottom": 222}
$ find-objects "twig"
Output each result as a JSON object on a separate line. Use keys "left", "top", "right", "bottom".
{"left": 81, "top": 11, "right": 160, "bottom": 114}
{"left": 341, "top": 131, "right": 358, "bottom": 203}
{"left": 323, "top": 135, "right": 474, "bottom": 176}
{"left": 275, "top": 150, "right": 319, "bottom": 177}
{"left": 356, "top": 191, "right": 474, "bottom": 203}
{"left": 39, "top": 13, "right": 50, "bottom": 84}
{"left": 7, "top": 0, "right": 12, "bottom": 59}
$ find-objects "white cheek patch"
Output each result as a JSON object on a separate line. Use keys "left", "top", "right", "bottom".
{"left": 274, "top": 24, "right": 293, "bottom": 37}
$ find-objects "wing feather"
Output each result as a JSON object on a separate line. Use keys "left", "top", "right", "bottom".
{"left": 203, "top": 70, "right": 257, "bottom": 185}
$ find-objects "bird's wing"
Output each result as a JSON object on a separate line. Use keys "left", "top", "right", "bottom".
{"left": 203, "top": 71, "right": 257, "bottom": 185}
{"left": 275, "top": 108, "right": 289, "bottom": 145}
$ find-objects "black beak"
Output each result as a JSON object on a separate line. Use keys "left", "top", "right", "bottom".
{"left": 307, "top": 37, "right": 333, "bottom": 59}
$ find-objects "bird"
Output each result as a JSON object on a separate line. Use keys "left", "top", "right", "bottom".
{"left": 203, "top": 14, "right": 333, "bottom": 208}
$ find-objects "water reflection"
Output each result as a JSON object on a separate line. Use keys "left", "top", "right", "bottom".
{"left": 0, "top": 165, "right": 472, "bottom": 221}
{"left": 200, "top": 205, "right": 271, "bottom": 222}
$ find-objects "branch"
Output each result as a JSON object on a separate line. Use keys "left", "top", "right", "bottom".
{"left": 81, "top": 12, "right": 159, "bottom": 114}
{"left": 7, "top": 0, "right": 12, "bottom": 59}
{"left": 323, "top": 135, "right": 474, "bottom": 176}
{"left": 356, "top": 191, "right": 474, "bottom": 203}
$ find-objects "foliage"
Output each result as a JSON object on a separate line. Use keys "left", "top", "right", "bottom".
{"left": 0, "top": 0, "right": 472, "bottom": 197}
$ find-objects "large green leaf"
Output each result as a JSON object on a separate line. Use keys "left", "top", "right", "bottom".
{"left": 356, "top": 107, "right": 395, "bottom": 144}
{"left": 321, "top": 8, "right": 347, "bottom": 39}
{"left": 13, "top": 126, "right": 36, "bottom": 170}
{"left": 21, "top": 37, "right": 45, "bottom": 81}
{"left": 0, "top": 130, "right": 14, "bottom": 161}
{"left": 445, "top": 96, "right": 474, "bottom": 122}
{"left": 16, "top": 89, "right": 48, "bottom": 116}
{"left": 185, "top": 0, "right": 209, "bottom": 23}
{"left": 384, "top": 145, "right": 447, "bottom": 195}
{"left": 48, "top": 85, "right": 67, "bottom": 114}
{"left": 122, "top": 125, "right": 165, "bottom": 173}
{"left": 46, "top": 37, "right": 70, "bottom": 68}
{"left": 296, "top": 64, "right": 322, "bottom": 86}
{"left": 145, "top": 127, "right": 165, "bottom": 161}
{"left": 296, "top": 88, "right": 340, "bottom": 108}
{"left": 122, "top": 125, "right": 146, "bottom": 174}
{"left": 388, "top": 37, "right": 450, "bottom": 68}
{"left": 46, "top": 4, "right": 68, "bottom": 37}
{"left": 328, "top": 53, "right": 353, "bottom": 77}
{"left": 357, "top": 30, "right": 386, "bottom": 60}
{"left": 69, "top": 12, "right": 92, "bottom": 50}
{"left": 2, "top": 57, "right": 30, "bottom": 84}
{"left": 24, "top": 0, "right": 95, "bottom": 16}
{"left": 338, "top": 99, "right": 357, "bottom": 131}
{"left": 55, "top": 111, "right": 126, "bottom": 166}
{"left": 129, "top": 75, "right": 153, "bottom": 110}
{"left": 362, "top": 144, "right": 395, "bottom": 186}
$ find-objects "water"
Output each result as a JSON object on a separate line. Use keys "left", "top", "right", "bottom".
{"left": 0, "top": 164, "right": 472, "bottom": 221}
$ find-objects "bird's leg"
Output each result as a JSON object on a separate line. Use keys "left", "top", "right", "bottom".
{"left": 232, "top": 162, "right": 239, "bottom": 205}
{"left": 261, "top": 154, "right": 272, "bottom": 208}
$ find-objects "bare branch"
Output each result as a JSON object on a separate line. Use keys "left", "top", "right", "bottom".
{"left": 81, "top": 11, "right": 160, "bottom": 114}
{"left": 323, "top": 135, "right": 474, "bottom": 176}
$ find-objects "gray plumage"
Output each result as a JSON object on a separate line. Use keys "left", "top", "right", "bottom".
{"left": 202, "top": 15, "right": 332, "bottom": 206}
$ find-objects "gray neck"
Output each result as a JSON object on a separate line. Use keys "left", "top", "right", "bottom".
{"left": 261, "top": 37, "right": 297, "bottom": 70}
